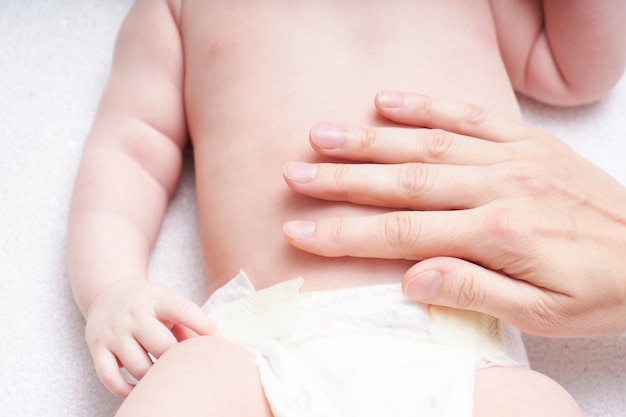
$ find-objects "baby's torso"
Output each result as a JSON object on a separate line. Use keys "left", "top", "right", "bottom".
{"left": 177, "top": 0, "right": 521, "bottom": 295}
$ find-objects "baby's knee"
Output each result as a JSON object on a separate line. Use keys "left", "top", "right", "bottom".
{"left": 116, "top": 336, "right": 272, "bottom": 417}
{"left": 160, "top": 335, "right": 251, "bottom": 372}
{"left": 474, "top": 366, "right": 583, "bottom": 417}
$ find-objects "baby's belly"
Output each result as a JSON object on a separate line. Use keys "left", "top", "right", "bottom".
{"left": 180, "top": 0, "right": 521, "bottom": 294}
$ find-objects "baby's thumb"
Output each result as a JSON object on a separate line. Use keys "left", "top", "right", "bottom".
{"left": 402, "top": 257, "right": 530, "bottom": 327}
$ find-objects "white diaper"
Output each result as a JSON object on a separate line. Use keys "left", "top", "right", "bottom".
{"left": 202, "top": 271, "right": 528, "bottom": 417}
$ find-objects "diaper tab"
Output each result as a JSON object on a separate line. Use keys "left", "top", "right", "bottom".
{"left": 430, "top": 306, "right": 528, "bottom": 368}
{"left": 203, "top": 271, "right": 305, "bottom": 348}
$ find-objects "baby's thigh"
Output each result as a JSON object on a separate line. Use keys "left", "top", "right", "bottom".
{"left": 114, "top": 335, "right": 272, "bottom": 417}
{"left": 474, "top": 366, "right": 583, "bottom": 417}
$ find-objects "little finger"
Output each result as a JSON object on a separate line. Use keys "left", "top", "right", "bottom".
{"left": 92, "top": 348, "right": 134, "bottom": 398}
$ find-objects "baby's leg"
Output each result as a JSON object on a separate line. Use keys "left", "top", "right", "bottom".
{"left": 114, "top": 335, "right": 272, "bottom": 417}
{"left": 474, "top": 366, "right": 583, "bottom": 417}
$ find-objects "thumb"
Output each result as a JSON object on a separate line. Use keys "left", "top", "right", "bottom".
{"left": 402, "top": 257, "right": 550, "bottom": 334}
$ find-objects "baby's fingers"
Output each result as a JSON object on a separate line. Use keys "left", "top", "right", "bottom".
{"left": 93, "top": 349, "right": 134, "bottom": 398}
{"left": 114, "top": 339, "right": 155, "bottom": 383}
{"left": 170, "top": 323, "right": 202, "bottom": 341}
{"left": 134, "top": 318, "right": 179, "bottom": 359}
{"left": 156, "top": 296, "right": 215, "bottom": 338}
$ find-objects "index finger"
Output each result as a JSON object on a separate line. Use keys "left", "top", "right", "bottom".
{"left": 308, "top": 122, "right": 515, "bottom": 165}
{"left": 375, "top": 91, "right": 532, "bottom": 143}
{"left": 156, "top": 296, "right": 215, "bottom": 336}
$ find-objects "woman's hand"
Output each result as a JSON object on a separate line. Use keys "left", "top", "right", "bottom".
{"left": 283, "top": 91, "right": 626, "bottom": 337}
{"left": 84, "top": 280, "right": 215, "bottom": 397}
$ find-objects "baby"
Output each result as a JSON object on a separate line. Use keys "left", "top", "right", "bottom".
{"left": 67, "top": 0, "right": 625, "bottom": 416}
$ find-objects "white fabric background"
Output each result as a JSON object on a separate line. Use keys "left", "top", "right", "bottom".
{"left": 1, "top": 1, "right": 624, "bottom": 415}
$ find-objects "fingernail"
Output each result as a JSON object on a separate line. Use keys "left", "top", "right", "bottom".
{"left": 283, "top": 220, "right": 315, "bottom": 239}
{"left": 283, "top": 162, "right": 318, "bottom": 183}
{"left": 377, "top": 90, "right": 404, "bottom": 108}
{"left": 404, "top": 271, "right": 442, "bottom": 300}
{"left": 311, "top": 123, "right": 346, "bottom": 149}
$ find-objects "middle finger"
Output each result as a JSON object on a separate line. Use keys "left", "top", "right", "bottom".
{"left": 134, "top": 318, "right": 178, "bottom": 360}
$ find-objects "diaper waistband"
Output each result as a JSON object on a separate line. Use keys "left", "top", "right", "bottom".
{"left": 202, "top": 270, "right": 528, "bottom": 367}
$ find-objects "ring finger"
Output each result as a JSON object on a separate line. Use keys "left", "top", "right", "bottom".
{"left": 133, "top": 318, "right": 178, "bottom": 360}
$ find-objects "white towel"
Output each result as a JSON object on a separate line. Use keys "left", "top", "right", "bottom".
{"left": 1, "top": 1, "right": 624, "bottom": 415}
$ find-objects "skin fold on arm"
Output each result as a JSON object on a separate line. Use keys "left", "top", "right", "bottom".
{"left": 67, "top": 0, "right": 214, "bottom": 398}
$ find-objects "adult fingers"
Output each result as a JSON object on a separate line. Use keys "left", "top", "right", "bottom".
{"left": 283, "top": 161, "right": 492, "bottom": 210}
{"left": 308, "top": 122, "right": 515, "bottom": 165}
{"left": 374, "top": 91, "right": 531, "bottom": 142}
{"left": 283, "top": 210, "right": 485, "bottom": 262}
{"left": 402, "top": 257, "right": 571, "bottom": 337}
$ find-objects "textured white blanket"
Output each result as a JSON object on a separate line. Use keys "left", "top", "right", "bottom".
{"left": 1, "top": 1, "right": 624, "bottom": 415}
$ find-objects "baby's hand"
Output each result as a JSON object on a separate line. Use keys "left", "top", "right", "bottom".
{"left": 84, "top": 280, "right": 216, "bottom": 397}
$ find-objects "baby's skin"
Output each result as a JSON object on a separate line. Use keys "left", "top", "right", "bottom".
{"left": 187, "top": 0, "right": 519, "bottom": 293}
{"left": 67, "top": 0, "right": 624, "bottom": 413}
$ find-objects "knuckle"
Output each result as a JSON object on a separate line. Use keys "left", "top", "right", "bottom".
{"left": 525, "top": 297, "right": 563, "bottom": 335}
{"left": 454, "top": 272, "right": 483, "bottom": 309}
{"left": 503, "top": 162, "right": 548, "bottom": 193}
{"left": 333, "top": 163, "right": 349, "bottom": 192}
{"left": 356, "top": 126, "right": 378, "bottom": 155}
{"left": 423, "top": 129, "right": 455, "bottom": 161}
{"left": 171, "top": 296, "right": 195, "bottom": 318}
{"left": 128, "top": 305, "right": 144, "bottom": 322}
{"left": 398, "top": 162, "right": 433, "bottom": 200}
{"left": 87, "top": 332, "right": 107, "bottom": 351}
{"left": 522, "top": 128, "right": 560, "bottom": 148}
{"left": 481, "top": 205, "right": 528, "bottom": 252}
{"left": 416, "top": 94, "right": 433, "bottom": 120}
{"left": 382, "top": 212, "right": 419, "bottom": 254}
{"left": 540, "top": 133, "right": 567, "bottom": 151}
{"left": 329, "top": 217, "right": 346, "bottom": 245}
{"left": 483, "top": 205, "right": 515, "bottom": 236}
{"left": 86, "top": 322, "right": 117, "bottom": 349}
{"left": 463, "top": 102, "right": 488, "bottom": 126}
{"left": 501, "top": 163, "right": 572, "bottom": 212}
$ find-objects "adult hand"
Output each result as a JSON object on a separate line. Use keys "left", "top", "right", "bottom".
{"left": 283, "top": 91, "right": 626, "bottom": 337}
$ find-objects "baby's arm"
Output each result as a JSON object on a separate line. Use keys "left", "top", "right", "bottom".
{"left": 67, "top": 0, "right": 213, "bottom": 397}
{"left": 490, "top": 0, "right": 626, "bottom": 106}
